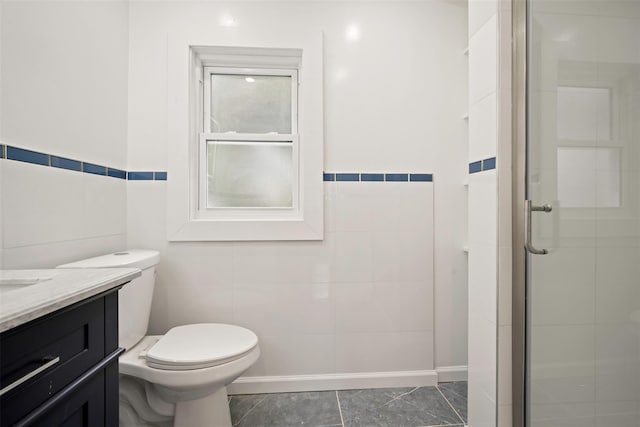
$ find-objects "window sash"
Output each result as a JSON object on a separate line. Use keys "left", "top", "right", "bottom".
{"left": 198, "top": 133, "right": 300, "bottom": 217}
{"left": 199, "top": 66, "right": 299, "bottom": 216}
{"left": 202, "top": 66, "right": 298, "bottom": 135}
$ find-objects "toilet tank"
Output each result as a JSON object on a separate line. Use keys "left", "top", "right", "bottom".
{"left": 57, "top": 250, "right": 160, "bottom": 350}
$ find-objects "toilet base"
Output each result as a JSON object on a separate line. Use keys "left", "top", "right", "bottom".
{"left": 174, "top": 386, "right": 232, "bottom": 427}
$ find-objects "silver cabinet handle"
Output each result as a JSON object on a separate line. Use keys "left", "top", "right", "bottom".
{"left": 525, "top": 200, "right": 552, "bottom": 255}
{"left": 0, "top": 356, "right": 60, "bottom": 397}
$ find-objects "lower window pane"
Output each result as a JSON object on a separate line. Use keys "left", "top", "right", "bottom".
{"left": 207, "top": 142, "right": 293, "bottom": 208}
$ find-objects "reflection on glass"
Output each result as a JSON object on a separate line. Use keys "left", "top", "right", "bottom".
{"left": 207, "top": 142, "right": 292, "bottom": 208}
{"left": 557, "top": 86, "right": 611, "bottom": 140}
{"left": 557, "top": 147, "right": 620, "bottom": 208}
{"left": 210, "top": 74, "right": 292, "bottom": 134}
{"left": 528, "top": 1, "right": 640, "bottom": 426}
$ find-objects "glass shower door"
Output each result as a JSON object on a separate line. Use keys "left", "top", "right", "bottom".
{"left": 526, "top": 1, "right": 640, "bottom": 426}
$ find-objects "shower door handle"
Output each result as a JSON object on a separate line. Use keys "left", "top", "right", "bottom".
{"left": 525, "top": 200, "right": 552, "bottom": 255}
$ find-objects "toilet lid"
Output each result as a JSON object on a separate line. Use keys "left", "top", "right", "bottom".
{"left": 145, "top": 324, "right": 258, "bottom": 370}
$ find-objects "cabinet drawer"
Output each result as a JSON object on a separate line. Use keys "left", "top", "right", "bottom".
{"left": 20, "top": 369, "right": 106, "bottom": 427}
{"left": 0, "top": 297, "right": 105, "bottom": 425}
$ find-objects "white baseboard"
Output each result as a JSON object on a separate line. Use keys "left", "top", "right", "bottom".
{"left": 228, "top": 370, "right": 439, "bottom": 395}
{"left": 435, "top": 365, "right": 468, "bottom": 382}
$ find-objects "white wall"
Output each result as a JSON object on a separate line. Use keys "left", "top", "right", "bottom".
{"left": 467, "top": 0, "right": 512, "bottom": 425}
{"left": 0, "top": 1, "right": 129, "bottom": 268}
{"left": 0, "top": 0, "right": 469, "bottom": 391}
{"left": 126, "top": 0, "right": 469, "bottom": 389}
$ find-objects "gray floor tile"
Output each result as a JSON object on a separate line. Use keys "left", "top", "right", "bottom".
{"left": 437, "top": 382, "right": 467, "bottom": 423}
{"left": 230, "top": 391, "right": 342, "bottom": 427}
{"left": 338, "top": 387, "right": 463, "bottom": 427}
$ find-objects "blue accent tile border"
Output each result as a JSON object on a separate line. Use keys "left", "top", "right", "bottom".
{"left": 51, "top": 156, "right": 81, "bottom": 172}
{"left": 336, "top": 173, "right": 360, "bottom": 182}
{"left": 469, "top": 157, "right": 496, "bottom": 174}
{"left": 483, "top": 157, "right": 496, "bottom": 171}
{"left": 324, "top": 172, "right": 433, "bottom": 183}
{"left": 410, "top": 173, "right": 433, "bottom": 182}
{"left": 2, "top": 144, "right": 437, "bottom": 186}
{"left": 83, "top": 162, "right": 107, "bottom": 176}
{"left": 108, "top": 168, "right": 127, "bottom": 180}
{"left": 469, "top": 161, "right": 482, "bottom": 174}
{"left": 386, "top": 173, "right": 408, "bottom": 182}
{"left": 1, "top": 144, "right": 168, "bottom": 181}
{"left": 7, "top": 146, "right": 49, "bottom": 166}
{"left": 361, "top": 173, "right": 384, "bottom": 182}
{"left": 128, "top": 171, "right": 154, "bottom": 181}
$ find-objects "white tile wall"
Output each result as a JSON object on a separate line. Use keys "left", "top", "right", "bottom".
{"left": 1, "top": 161, "right": 127, "bottom": 268}
{"left": 127, "top": 0, "right": 468, "bottom": 382}
{"left": 2, "top": 0, "right": 470, "bottom": 391}
{"left": 4, "top": 161, "right": 86, "bottom": 248}
{"left": 134, "top": 179, "right": 436, "bottom": 381}
{"left": 1, "top": 1, "right": 129, "bottom": 269}
{"left": 469, "top": 14, "right": 497, "bottom": 105}
{"left": 247, "top": 333, "right": 336, "bottom": 376}
{"left": 468, "top": 172, "right": 498, "bottom": 247}
{"left": 334, "top": 331, "right": 434, "bottom": 374}
{"left": 468, "top": 380, "right": 498, "bottom": 427}
{"left": 469, "top": 0, "right": 498, "bottom": 39}
{"left": 469, "top": 92, "right": 497, "bottom": 162}
{"left": 2, "top": 234, "right": 125, "bottom": 270}
{"left": 1, "top": 1, "right": 129, "bottom": 169}
{"left": 467, "top": 1, "right": 513, "bottom": 425}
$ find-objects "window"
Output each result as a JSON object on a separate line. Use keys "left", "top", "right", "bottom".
{"left": 200, "top": 68, "right": 298, "bottom": 212}
{"left": 556, "top": 86, "right": 621, "bottom": 208}
{"left": 166, "top": 40, "right": 323, "bottom": 241}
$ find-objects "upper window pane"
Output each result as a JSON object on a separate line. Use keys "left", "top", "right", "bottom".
{"left": 210, "top": 74, "right": 292, "bottom": 134}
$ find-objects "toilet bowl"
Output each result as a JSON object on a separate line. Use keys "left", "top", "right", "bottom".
{"left": 57, "top": 250, "right": 259, "bottom": 427}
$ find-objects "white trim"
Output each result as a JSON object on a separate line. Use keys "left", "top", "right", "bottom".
{"left": 435, "top": 365, "right": 468, "bottom": 382}
{"left": 167, "top": 36, "right": 324, "bottom": 241}
{"left": 227, "top": 370, "right": 438, "bottom": 395}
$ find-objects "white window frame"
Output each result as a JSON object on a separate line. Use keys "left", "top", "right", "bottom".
{"left": 166, "top": 39, "right": 323, "bottom": 242}
{"left": 199, "top": 67, "right": 299, "bottom": 217}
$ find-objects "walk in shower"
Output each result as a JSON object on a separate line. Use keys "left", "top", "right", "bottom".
{"left": 514, "top": 0, "right": 640, "bottom": 425}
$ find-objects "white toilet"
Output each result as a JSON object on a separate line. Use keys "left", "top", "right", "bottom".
{"left": 57, "top": 250, "right": 260, "bottom": 427}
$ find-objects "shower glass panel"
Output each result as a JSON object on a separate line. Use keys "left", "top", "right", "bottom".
{"left": 527, "top": 1, "right": 640, "bottom": 426}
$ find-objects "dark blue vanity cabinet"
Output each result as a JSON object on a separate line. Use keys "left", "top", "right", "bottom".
{"left": 0, "top": 290, "right": 123, "bottom": 427}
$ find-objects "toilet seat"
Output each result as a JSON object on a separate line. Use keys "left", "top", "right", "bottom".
{"left": 145, "top": 324, "right": 258, "bottom": 371}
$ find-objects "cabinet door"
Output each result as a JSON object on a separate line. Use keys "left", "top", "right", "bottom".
{"left": 19, "top": 370, "right": 105, "bottom": 427}
{"left": 0, "top": 297, "right": 105, "bottom": 425}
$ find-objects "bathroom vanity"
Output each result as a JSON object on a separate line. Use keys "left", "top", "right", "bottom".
{"left": 0, "top": 268, "right": 140, "bottom": 427}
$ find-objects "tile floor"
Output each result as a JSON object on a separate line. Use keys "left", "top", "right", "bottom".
{"left": 229, "top": 381, "right": 467, "bottom": 427}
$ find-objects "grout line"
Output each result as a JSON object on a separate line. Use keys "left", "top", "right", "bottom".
{"left": 335, "top": 390, "right": 345, "bottom": 427}
{"left": 435, "top": 385, "right": 466, "bottom": 426}
{"left": 233, "top": 395, "right": 267, "bottom": 426}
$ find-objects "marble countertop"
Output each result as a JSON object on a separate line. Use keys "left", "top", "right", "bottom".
{"left": 0, "top": 268, "right": 141, "bottom": 333}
